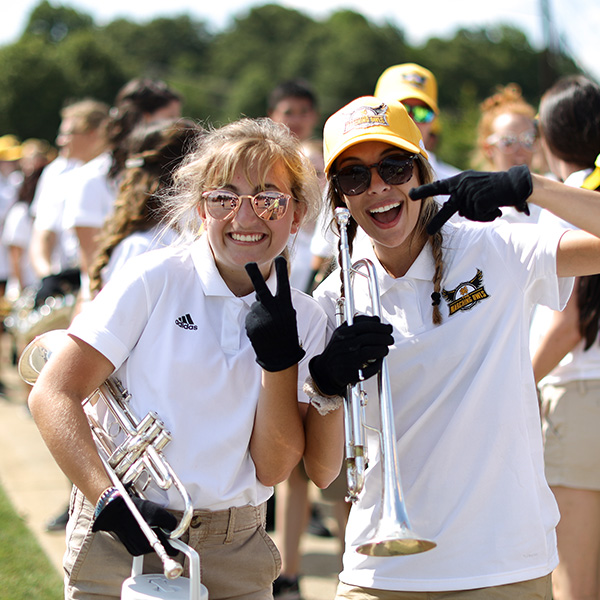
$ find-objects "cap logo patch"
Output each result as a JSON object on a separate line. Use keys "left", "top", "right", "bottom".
{"left": 441, "top": 269, "right": 489, "bottom": 316}
{"left": 401, "top": 73, "right": 427, "bottom": 90}
{"left": 342, "top": 103, "right": 389, "bottom": 134}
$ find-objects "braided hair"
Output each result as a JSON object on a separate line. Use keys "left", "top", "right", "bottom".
{"left": 89, "top": 118, "right": 201, "bottom": 293}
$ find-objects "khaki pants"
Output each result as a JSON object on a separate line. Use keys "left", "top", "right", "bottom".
{"left": 64, "top": 487, "right": 281, "bottom": 600}
{"left": 335, "top": 575, "right": 552, "bottom": 600}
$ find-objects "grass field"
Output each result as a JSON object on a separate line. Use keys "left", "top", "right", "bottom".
{"left": 0, "top": 483, "right": 63, "bottom": 599}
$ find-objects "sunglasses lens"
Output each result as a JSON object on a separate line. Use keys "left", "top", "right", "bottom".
{"left": 335, "top": 155, "right": 415, "bottom": 196}
{"left": 336, "top": 165, "right": 370, "bottom": 196}
{"left": 521, "top": 130, "right": 537, "bottom": 151}
{"left": 378, "top": 157, "right": 414, "bottom": 185}
{"left": 205, "top": 191, "right": 238, "bottom": 220}
{"left": 495, "top": 131, "right": 537, "bottom": 153}
{"left": 407, "top": 105, "right": 435, "bottom": 124}
{"left": 253, "top": 192, "right": 290, "bottom": 221}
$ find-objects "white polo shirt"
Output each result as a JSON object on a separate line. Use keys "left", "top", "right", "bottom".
{"left": 530, "top": 168, "right": 600, "bottom": 385}
{"left": 33, "top": 167, "right": 83, "bottom": 273}
{"left": 103, "top": 226, "right": 179, "bottom": 284}
{"left": 62, "top": 153, "right": 117, "bottom": 230}
{"left": 30, "top": 155, "right": 81, "bottom": 217}
{"left": 69, "top": 235, "right": 327, "bottom": 511}
{"left": 314, "top": 220, "right": 572, "bottom": 591}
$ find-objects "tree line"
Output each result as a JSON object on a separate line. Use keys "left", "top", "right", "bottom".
{"left": 0, "top": 1, "right": 581, "bottom": 169}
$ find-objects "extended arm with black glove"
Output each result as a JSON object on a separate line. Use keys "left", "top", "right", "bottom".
{"left": 309, "top": 315, "right": 394, "bottom": 397}
{"left": 409, "top": 165, "right": 533, "bottom": 235}
{"left": 244, "top": 256, "right": 306, "bottom": 372}
{"left": 92, "top": 488, "right": 178, "bottom": 557}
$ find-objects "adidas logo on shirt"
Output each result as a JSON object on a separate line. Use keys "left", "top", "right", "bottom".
{"left": 175, "top": 314, "right": 198, "bottom": 330}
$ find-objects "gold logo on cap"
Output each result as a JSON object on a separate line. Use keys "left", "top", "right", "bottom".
{"left": 441, "top": 269, "right": 489, "bottom": 316}
{"left": 401, "top": 73, "right": 427, "bottom": 89}
{"left": 342, "top": 103, "right": 389, "bottom": 134}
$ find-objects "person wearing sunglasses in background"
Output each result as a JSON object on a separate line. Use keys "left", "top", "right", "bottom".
{"left": 26, "top": 118, "right": 345, "bottom": 600}
{"left": 529, "top": 75, "right": 600, "bottom": 600}
{"left": 307, "top": 94, "right": 600, "bottom": 599}
{"left": 473, "top": 83, "right": 543, "bottom": 224}
{"left": 374, "top": 63, "right": 461, "bottom": 182}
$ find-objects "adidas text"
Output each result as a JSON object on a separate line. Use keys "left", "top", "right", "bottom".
{"left": 175, "top": 314, "right": 198, "bottom": 330}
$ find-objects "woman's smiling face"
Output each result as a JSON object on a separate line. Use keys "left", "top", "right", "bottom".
{"left": 335, "top": 141, "right": 423, "bottom": 254}
{"left": 199, "top": 159, "right": 304, "bottom": 296}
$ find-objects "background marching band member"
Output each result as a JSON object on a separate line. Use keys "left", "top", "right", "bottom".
{"left": 310, "top": 94, "right": 600, "bottom": 599}
{"left": 26, "top": 117, "right": 344, "bottom": 600}
{"left": 530, "top": 74, "right": 600, "bottom": 600}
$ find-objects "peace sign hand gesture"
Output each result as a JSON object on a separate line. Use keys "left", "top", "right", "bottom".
{"left": 244, "top": 256, "right": 306, "bottom": 372}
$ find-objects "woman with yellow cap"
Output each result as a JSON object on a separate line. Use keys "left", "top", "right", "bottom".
{"left": 306, "top": 94, "right": 600, "bottom": 599}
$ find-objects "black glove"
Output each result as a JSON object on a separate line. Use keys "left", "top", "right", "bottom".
{"left": 34, "top": 268, "right": 81, "bottom": 307}
{"left": 92, "top": 492, "right": 178, "bottom": 557}
{"left": 244, "top": 256, "right": 306, "bottom": 372}
{"left": 309, "top": 315, "right": 394, "bottom": 397}
{"left": 409, "top": 165, "right": 533, "bottom": 235}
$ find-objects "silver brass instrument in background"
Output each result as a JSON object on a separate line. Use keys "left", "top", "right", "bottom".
{"left": 334, "top": 207, "right": 436, "bottom": 556}
{"left": 4, "top": 286, "right": 77, "bottom": 346}
{"left": 18, "top": 330, "right": 201, "bottom": 589}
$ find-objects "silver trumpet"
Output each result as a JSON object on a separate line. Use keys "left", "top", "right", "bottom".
{"left": 334, "top": 207, "right": 436, "bottom": 556}
{"left": 18, "top": 329, "right": 195, "bottom": 581}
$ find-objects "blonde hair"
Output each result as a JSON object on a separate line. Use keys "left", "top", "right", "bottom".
{"left": 327, "top": 154, "right": 445, "bottom": 325}
{"left": 472, "top": 83, "right": 536, "bottom": 170}
{"left": 163, "top": 118, "right": 323, "bottom": 238}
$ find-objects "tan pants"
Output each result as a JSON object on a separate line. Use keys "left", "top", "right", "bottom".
{"left": 64, "top": 487, "right": 281, "bottom": 600}
{"left": 335, "top": 575, "right": 552, "bottom": 600}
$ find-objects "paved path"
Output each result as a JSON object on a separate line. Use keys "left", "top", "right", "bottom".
{"left": 0, "top": 355, "right": 341, "bottom": 599}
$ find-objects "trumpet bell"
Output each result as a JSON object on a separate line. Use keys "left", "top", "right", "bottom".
{"left": 18, "top": 329, "right": 69, "bottom": 385}
{"left": 357, "top": 530, "right": 437, "bottom": 556}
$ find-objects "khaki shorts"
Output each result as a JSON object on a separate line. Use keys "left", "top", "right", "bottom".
{"left": 335, "top": 575, "right": 552, "bottom": 600}
{"left": 64, "top": 487, "right": 281, "bottom": 600}
{"left": 541, "top": 379, "right": 600, "bottom": 490}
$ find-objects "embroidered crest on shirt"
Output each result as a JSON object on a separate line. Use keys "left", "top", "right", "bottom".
{"left": 441, "top": 269, "right": 489, "bottom": 316}
{"left": 175, "top": 313, "right": 198, "bottom": 330}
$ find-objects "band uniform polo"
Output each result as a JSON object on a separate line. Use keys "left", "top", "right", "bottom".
{"left": 69, "top": 234, "right": 328, "bottom": 511}
{"left": 314, "top": 220, "right": 573, "bottom": 591}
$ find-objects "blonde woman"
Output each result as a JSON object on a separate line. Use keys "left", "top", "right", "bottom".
{"left": 27, "top": 118, "right": 344, "bottom": 600}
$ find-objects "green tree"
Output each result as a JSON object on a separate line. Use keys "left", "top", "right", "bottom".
{"left": 312, "top": 10, "right": 408, "bottom": 120}
{"left": 23, "top": 0, "right": 94, "bottom": 43}
{"left": 208, "top": 4, "right": 317, "bottom": 119}
{"left": 0, "top": 38, "right": 68, "bottom": 141}
{"left": 100, "top": 16, "right": 212, "bottom": 78}
{"left": 54, "top": 30, "right": 128, "bottom": 104}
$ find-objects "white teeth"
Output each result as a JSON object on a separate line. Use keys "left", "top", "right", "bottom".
{"left": 230, "top": 232, "right": 264, "bottom": 242}
{"left": 370, "top": 202, "right": 401, "bottom": 214}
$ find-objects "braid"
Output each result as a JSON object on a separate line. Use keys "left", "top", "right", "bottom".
{"left": 413, "top": 156, "right": 446, "bottom": 325}
{"left": 430, "top": 229, "right": 444, "bottom": 325}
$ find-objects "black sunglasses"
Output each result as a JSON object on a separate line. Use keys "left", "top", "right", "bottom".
{"left": 332, "top": 154, "right": 416, "bottom": 196}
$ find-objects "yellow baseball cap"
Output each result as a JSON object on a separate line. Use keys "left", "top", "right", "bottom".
{"left": 374, "top": 63, "right": 439, "bottom": 114}
{"left": 323, "top": 96, "right": 428, "bottom": 174}
{"left": 0, "top": 134, "right": 23, "bottom": 161}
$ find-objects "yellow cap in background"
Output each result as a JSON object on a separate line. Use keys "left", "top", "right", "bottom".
{"left": 374, "top": 63, "right": 439, "bottom": 114}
